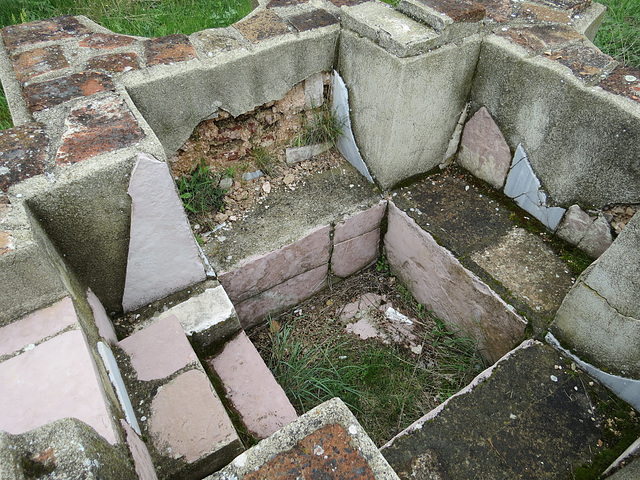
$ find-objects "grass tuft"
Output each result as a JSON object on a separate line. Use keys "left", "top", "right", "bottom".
{"left": 299, "top": 104, "right": 345, "bottom": 147}
{"left": 595, "top": 0, "right": 640, "bottom": 68}
{"left": 176, "top": 158, "right": 226, "bottom": 215}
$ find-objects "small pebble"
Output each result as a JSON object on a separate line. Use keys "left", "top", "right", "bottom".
{"left": 624, "top": 75, "right": 638, "bottom": 82}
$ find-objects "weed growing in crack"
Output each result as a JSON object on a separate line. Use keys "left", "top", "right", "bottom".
{"left": 176, "top": 158, "right": 226, "bottom": 215}
{"left": 252, "top": 146, "right": 277, "bottom": 176}
{"left": 298, "top": 104, "right": 345, "bottom": 146}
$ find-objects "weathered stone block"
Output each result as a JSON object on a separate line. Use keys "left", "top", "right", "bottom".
{"left": 0, "top": 16, "right": 90, "bottom": 51}
{"left": 122, "top": 153, "right": 206, "bottom": 312}
{"left": 332, "top": 229, "right": 380, "bottom": 278}
{"left": 10, "top": 45, "right": 69, "bottom": 83}
{"left": 549, "top": 43, "right": 617, "bottom": 84}
{"left": 234, "top": 264, "right": 328, "bottom": 328}
{"left": 79, "top": 32, "right": 136, "bottom": 49}
{"left": 598, "top": 65, "right": 640, "bottom": 104}
{"left": 208, "top": 331, "right": 297, "bottom": 439}
{"left": 0, "top": 123, "right": 48, "bottom": 192}
{"left": 495, "top": 24, "right": 583, "bottom": 53}
{"left": 233, "top": 10, "right": 289, "bottom": 44}
{"left": 218, "top": 225, "right": 330, "bottom": 303}
{"left": 289, "top": 9, "right": 338, "bottom": 33}
{"left": 0, "top": 296, "right": 77, "bottom": 358}
{"left": 519, "top": 3, "right": 572, "bottom": 23}
{"left": 86, "top": 53, "right": 140, "bottom": 73}
{"left": 24, "top": 71, "right": 115, "bottom": 112}
{"left": 0, "top": 330, "right": 117, "bottom": 444}
{"left": 143, "top": 34, "right": 197, "bottom": 66}
{"left": 153, "top": 285, "right": 241, "bottom": 355}
{"left": 56, "top": 96, "right": 146, "bottom": 165}
{"left": 119, "top": 315, "right": 197, "bottom": 381}
{"left": 342, "top": 2, "right": 440, "bottom": 58}
{"left": 458, "top": 106, "right": 511, "bottom": 189}
{"left": 556, "top": 204, "right": 594, "bottom": 245}
{"left": 578, "top": 214, "right": 613, "bottom": 258}
{"left": 148, "top": 369, "right": 242, "bottom": 475}
{"left": 384, "top": 202, "right": 526, "bottom": 363}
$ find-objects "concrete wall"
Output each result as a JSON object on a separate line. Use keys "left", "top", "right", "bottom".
{"left": 552, "top": 211, "right": 640, "bottom": 378}
{"left": 338, "top": 29, "right": 481, "bottom": 189}
{"left": 471, "top": 35, "right": 640, "bottom": 208}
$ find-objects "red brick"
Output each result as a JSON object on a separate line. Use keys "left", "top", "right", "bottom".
{"left": 233, "top": 10, "right": 289, "bottom": 44}
{"left": 598, "top": 65, "right": 640, "bottom": 104}
{"left": 518, "top": 3, "right": 572, "bottom": 22}
{"left": 0, "top": 123, "right": 48, "bottom": 192}
{"left": 0, "top": 15, "right": 90, "bottom": 52}
{"left": 144, "top": 34, "right": 196, "bottom": 66}
{"left": 288, "top": 9, "right": 339, "bottom": 32}
{"left": 56, "top": 96, "right": 145, "bottom": 166}
{"left": 10, "top": 46, "right": 69, "bottom": 83}
{"left": 0, "top": 231, "right": 14, "bottom": 256}
{"left": 24, "top": 72, "right": 115, "bottom": 112}
{"left": 474, "top": 0, "right": 516, "bottom": 22}
{"left": 245, "top": 424, "right": 375, "bottom": 480}
{"left": 78, "top": 33, "right": 136, "bottom": 49}
{"left": 85, "top": 53, "right": 140, "bottom": 73}
{"left": 548, "top": 44, "right": 615, "bottom": 82}
{"left": 417, "top": 0, "right": 486, "bottom": 22}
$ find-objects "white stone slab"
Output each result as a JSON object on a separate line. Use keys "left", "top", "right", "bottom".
{"left": 97, "top": 341, "right": 141, "bottom": 435}
{"left": 88, "top": 289, "right": 118, "bottom": 345}
{"left": 122, "top": 153, "right": 206, "bottom": 312}
{"left": 332, "top": 71, "right": 374, "bottom": 184}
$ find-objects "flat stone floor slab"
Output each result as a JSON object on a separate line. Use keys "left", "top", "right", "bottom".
{"left": 0, "top": 329, "right": 117, "bottom": 444}
{"left": 380, "top": 341, "right": 640, "bottom": 479}
{"left": 391, "top": 167, "right": 577, "bottom": 331}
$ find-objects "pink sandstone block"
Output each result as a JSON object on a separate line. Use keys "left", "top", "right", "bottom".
{"left": 219, "top": 225, "right": 330, "bottom": 303}
{"left": 208, "top": 331, "right": 297, "bottom": 439}
{"left": 579, "top": 215, "right": 613, "bottom": 259}
{"left": 121, "top": 420, "right": 158, "bottom": 480}
{"left": 87, "top": 289, "right": 118, "bottom": 345}
{"left": 149, "top": 369, "right": 241, "bottom": 464}
{"left": 0, "top": 330, "right": 117, "bottom": 444}
{"left": 119, "top": 315, "right": 197, "bottom": 381}
{"left": 384, "top": 202, "right": 526, "bottom": 364}
{"left": 235, "top": 264, "right": 328, "bottom": 329}
{"left": 458, "top": 106, "right": 511, "bottom": 190}
{"left": 332, "top": 229, "right": 380, "bottom": 278}
{"left": 0, "top": 296, "right": 77, "bottom": 358}
{"left": 556, "top": 204, "right": 594, "bottom": 246}
{"left": 122, "top": 153, "right": 206, "bottom": 312}
{"left": 334, "top": 201, "right": 386, "bottom": 244}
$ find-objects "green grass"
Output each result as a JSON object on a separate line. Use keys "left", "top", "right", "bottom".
{"left": 176, "top": 158, "right": 226, "bottom": 215}
{"left": 594, "top": 0, "right": 640, "bottom": 68}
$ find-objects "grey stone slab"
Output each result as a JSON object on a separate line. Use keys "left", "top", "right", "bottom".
{"left": 342, "top": 2, "right": 441, "bottom": 58}
{"left": 381, "top": 340, "right": 615, "bottom": 480}
{"left": 331, "top": 71, "right": 374, "bottom": 183}
{"left": 122, "top": 153, "right": 206, "bottom": 313}
{"left": 285, "top": 142, "right": 331, "bottom": 164}
{"left": 504, "top": 144, "right": 540, "bottom": 199}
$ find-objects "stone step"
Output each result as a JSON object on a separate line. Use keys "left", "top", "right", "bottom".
{"left": 379, "top": 340, "right": 639, "bottom": 479}
{"left": 206, "top": 331, "right": 298, "bottom": 440}
{"left": 117, "top": 314, "right": 243, "bottom": 480}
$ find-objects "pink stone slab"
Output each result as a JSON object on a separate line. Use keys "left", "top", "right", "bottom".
{"left": 122, "top": 153, "right": 206, "bottom": 312}
{"left": 332, "top": 229, "right": 380, "bottom": 278}
{"left": 458, "top": 107, "right": 511, "bottom": 190}
{"left": 208, "top": 332, "right": 297, "bottom": 439}
{"left": 384, "top": 202, "right": 526, "bottom": 364}
{"left": 219, "top": 225, "right": 330, "bottom": 303}
{"left": 0, "top": 296, "right": 77, "bottom": 358}
{"left": 121, "top": 420, "right": 158, "bottom": 480}
{"left": 87, "top": 289, "right": 118, "bottom": 345}
{"left": 0, "top": 330, "right": 117, "bottom": 444}
{"left": 334, "top": 201, "right": 386, "bottom": 244}
{"left": 119, "top": 315, "right": 197, "bottom": 381}
{"left": 556, "top": 204, "right": 594, "bottom": 246}
{"left": 234, "top": 264, "right": 328, "bottom": 329}
{"left": 149, "top": 369, "right": 240, "bottom": 463}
